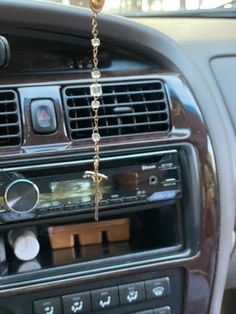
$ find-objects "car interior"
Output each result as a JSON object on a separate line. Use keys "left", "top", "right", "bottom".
{"left": 0, "top": 0, "right": 236, "bottom": 313}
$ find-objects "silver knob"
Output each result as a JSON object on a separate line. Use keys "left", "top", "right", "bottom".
{"left": 4, "top": 179, "right": 39, "bottom": 213}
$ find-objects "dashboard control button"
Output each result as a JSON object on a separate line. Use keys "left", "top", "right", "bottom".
{"left": 154, "top": 306, "right": 171, "bottom": 314}
{"left": 99, "top": 200, "right": 108, "bottom": 206}
{"left": 162, "top": 178, "right": 178, "bottom": 188}
{"left": 159, "top": 162, "right": 174, "bottom": 169}
{"left": 125, "top": 196, "right": 138, "bottom": 202}
{"left": 135, "top": 310, "right": 154, "bottom": 314}
{"left": 34, "top": 297, "right": 62, "bottom": 314}
{"left": 119, "top": 281, "right": 145, "bottom": 305}
{"left": 147, "top": 190, "right": 179, "bottom": 202}
{"left": 31, "top": 99, "right": 57, "bottom": 134}
{"left": 109, "top": 198, "right": 123, "bottom": 204}
{"left": 91, "top": 287, "right": 118, "bottom": 311}
{"left": 79, "top": 202, "right": 93, "bottom": 209}
{"left": 48, "top": 206, "right": 62, "bottom": 213}
{"left": 138, "top": 194, "right": 147, "bottom": 200}
{"left": 64, "top": 204, "right": 78, "bottom": 211}
{"left": 37, "top": 207, "right": 48, "bottom": 215}
{"left": 62, "top": 292, "right": 91, "bottom": 313}
{"left": 145, "top": 277, "right": 170, "bottom": 300}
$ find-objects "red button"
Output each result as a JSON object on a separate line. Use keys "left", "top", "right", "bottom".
{"left": 31, "top": 99, "right": 57, "bottom": 134}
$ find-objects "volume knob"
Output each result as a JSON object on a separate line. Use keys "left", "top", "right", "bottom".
{"left": 4, "top": 179, "right": 39, "bottom": 213}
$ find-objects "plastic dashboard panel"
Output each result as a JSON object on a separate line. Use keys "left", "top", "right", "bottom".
{"left": 0, "top": 2, "right": 234, "bottom": 314}
{"left": 211, "top": 56, "right": 236, "bottom": 136}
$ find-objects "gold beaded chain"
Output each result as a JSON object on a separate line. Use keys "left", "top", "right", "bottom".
{"left": 84, "top": 0, "right": 107, "bottom": 221}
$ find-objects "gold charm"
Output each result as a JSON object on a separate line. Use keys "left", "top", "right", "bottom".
{"left": 89, "top": 0, "right": 105, "bottom": 13}
{"left": 85, "top": 1, "right": 106, "bottom": 221}
{"left": 84, "top": 171, "right": 108, "bottom": 221}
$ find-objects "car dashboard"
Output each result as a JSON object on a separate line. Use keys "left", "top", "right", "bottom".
{"left": 0, "top": 1, "right": 235, "bottom": 314}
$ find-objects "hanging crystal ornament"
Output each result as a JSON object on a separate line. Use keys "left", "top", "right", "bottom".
{"left": 84, "top": 0, "right": 108, "bottom": 221}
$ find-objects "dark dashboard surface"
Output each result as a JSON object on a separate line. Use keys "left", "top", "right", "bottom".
{"left": 1, "top": 31, "right": 156, "bottom": 75}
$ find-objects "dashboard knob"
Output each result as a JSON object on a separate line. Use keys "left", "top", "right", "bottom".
{"left": 4, "top": 178, "right": 39, "bottom": 213}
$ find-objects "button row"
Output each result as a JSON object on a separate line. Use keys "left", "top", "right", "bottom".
{"left": 34, "top": 277, "right": 170, "bottom": 313}
{"left": 36, "top": 195, "right": 148, "bottom": 216}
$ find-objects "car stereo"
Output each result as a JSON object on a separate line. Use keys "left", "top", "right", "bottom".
{"left": 0, "top": 150, "right": 182, "bottom": 224}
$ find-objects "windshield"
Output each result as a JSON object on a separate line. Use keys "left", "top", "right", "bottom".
{"left": 34, "top": 0, "right": 236, "bottom": 16}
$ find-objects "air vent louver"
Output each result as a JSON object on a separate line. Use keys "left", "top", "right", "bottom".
{"left": 62, "top": 79, "right": 170, "bottom": 140}
{"left": 0, "top": 90, "right": 21, "bottom": 147}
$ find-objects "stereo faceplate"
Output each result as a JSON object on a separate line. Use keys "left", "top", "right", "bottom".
{"left": 0, "top": 150, "right": 182, "bottom": 224}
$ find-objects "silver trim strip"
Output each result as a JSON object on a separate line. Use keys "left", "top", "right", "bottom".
{"left": 3, "top": 149, "right": 177, "bottom": 172}
{"left": 0, "top": 248, "right": 195, "bottom": 297}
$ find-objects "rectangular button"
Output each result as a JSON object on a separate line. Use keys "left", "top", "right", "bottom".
{"left": 79, "top": 202, "right": 93, "bottom": 209}
{"left": 99, "top": 200, "right": 108, "bottom": 206}
{"left": 147, "top": 191, "right": 179, "bottom": 202}
{"left": 64, "top": 204, "right": 78, "bottom": 211}
{"left": 119, "top": 281, "right": 145, "bottom": 305}
{"left": 36, "top": 208, "right": 48, "bottom": 215}
{"left": 62, "top": 292, "right": 91, "bottom": 313}
{"left": 125, "top": 196, "right": 138, "bottom": 202}
{"left": 34, "top": 297, "right": 62, "bottom": 314}
{"left": 91, "top": 286, "right": 118, "bottom": 311}
{"left": 48, "top": 206, "right": 62, "bottom": 213}
{"left": 109, "top": 198, "right": 123, "bottom": 204}
{"left": 138, "top": 194, "right": 147, "bottom": 200}
{"left": 31, "top": 99, "right": 57, "bottom": 134}
{"left": 154, "top": 306, "right": 171, "bottom": 314}
{"left": 145, "top": 277, "right": 170, "bottom": 300}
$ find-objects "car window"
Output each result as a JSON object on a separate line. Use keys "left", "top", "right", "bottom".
{"left": 34, "top": 0, "right": 236, "bottom": 16}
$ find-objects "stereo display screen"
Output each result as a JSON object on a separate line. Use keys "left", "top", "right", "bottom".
{"left": 35, "top": 170, "right": 139, "bottom": 208}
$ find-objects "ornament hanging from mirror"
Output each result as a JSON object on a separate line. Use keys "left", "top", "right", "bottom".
{"left": 84, "top": 0, "right": 108, "bottom": 221}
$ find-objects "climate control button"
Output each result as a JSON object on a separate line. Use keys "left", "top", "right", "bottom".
{"left": 145, "top": 277, "right": 171, "bottom": 300}
{"left": 34, "top": 297, "right": 62, "bottom": 314}
{"left": 62, "top": 292, "right": 91, "bottom": 313}
{"left": 119, "top": 281, "right": 145, "bottom": 305}
{"left": 91, "top": 286, "right": 119, "bottom": 311}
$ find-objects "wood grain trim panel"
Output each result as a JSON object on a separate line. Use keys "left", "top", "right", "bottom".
{"left": 0, "top": 72, "right": 218, "bottom": 314}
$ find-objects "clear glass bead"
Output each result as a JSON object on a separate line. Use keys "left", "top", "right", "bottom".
{"left": 91, "top": 69, "right": 101, "bottom": 79}
{"left": 91, "top": 100, "right": 100, "bottom": 109}
{"left": 90, "top": 83, "right": 102, "bottom": 97}
{"left": 91, "top": 38, "right": 100, "bottom": 47}
{"left": 92, "top": 132, "right": 100, "bottom": 142}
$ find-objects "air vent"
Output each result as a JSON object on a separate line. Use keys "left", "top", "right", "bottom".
{"left": 0, "top": 90, "right": 21, "bottom": 147}
{"left": 62, "top": 79, "right": 170, "bottom": 140}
